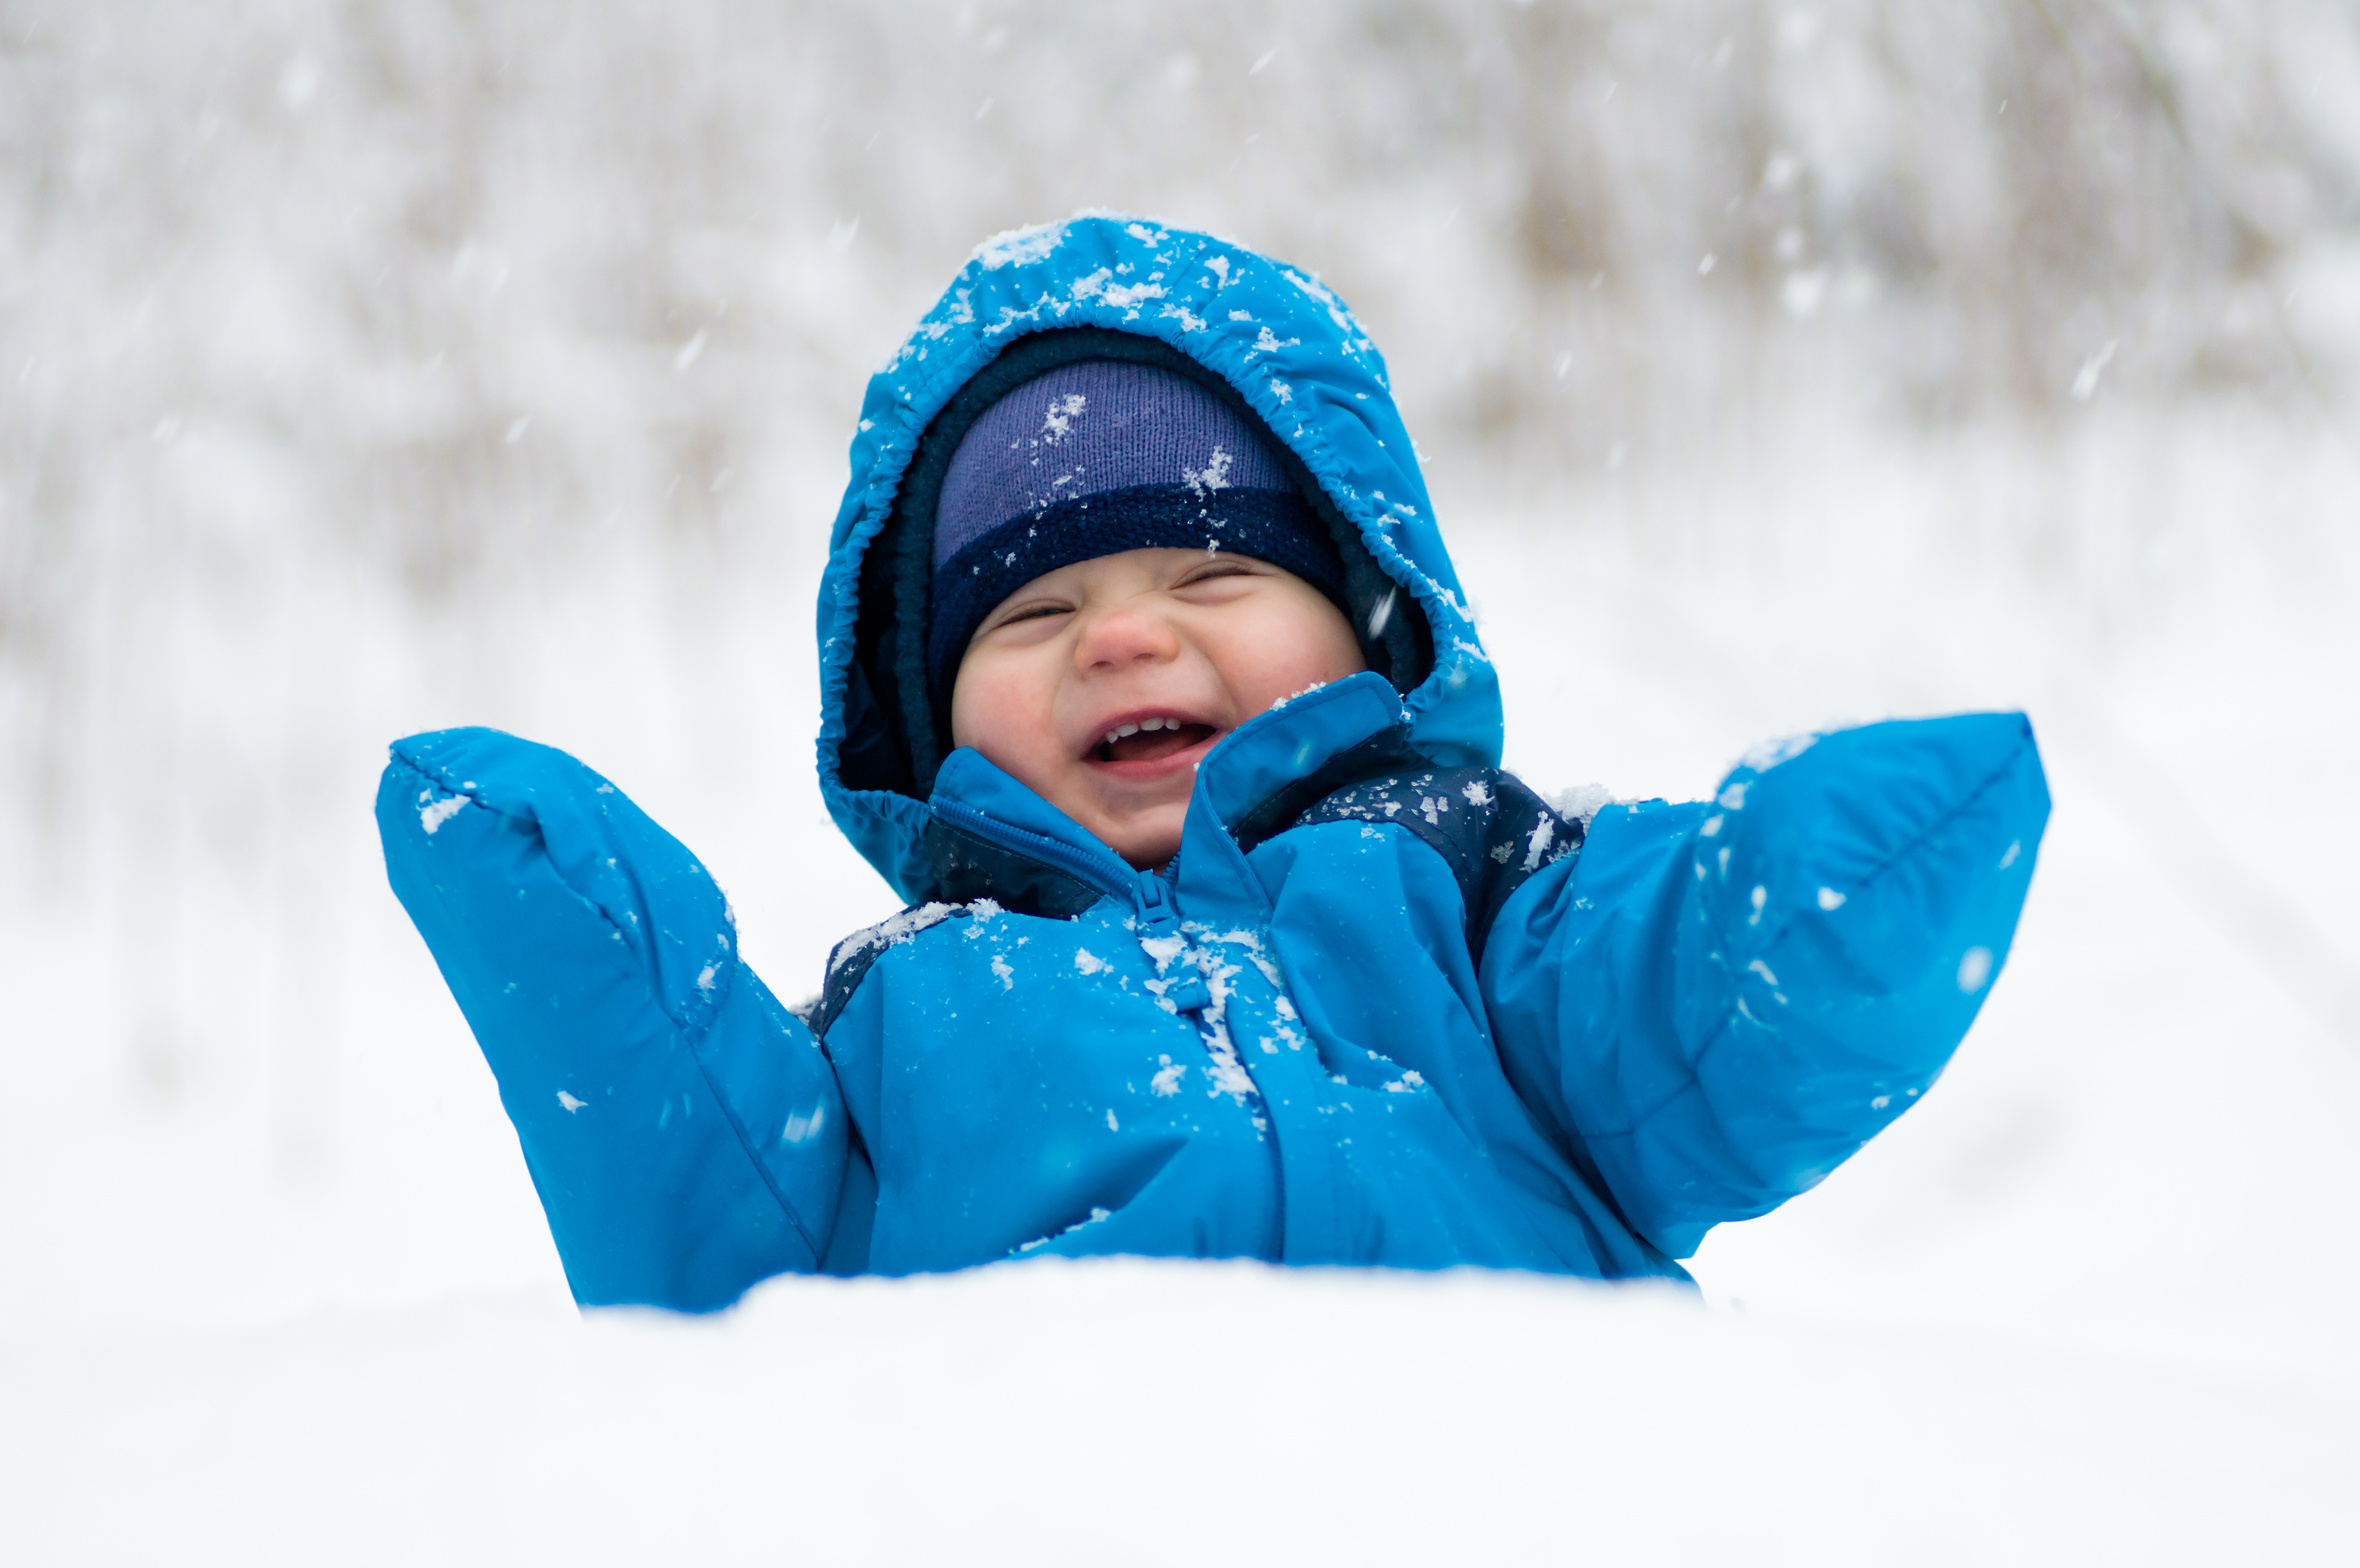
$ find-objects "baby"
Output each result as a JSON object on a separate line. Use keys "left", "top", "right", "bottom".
{"left": 378, "top": 216, "right": 2049, "bottom": 1310}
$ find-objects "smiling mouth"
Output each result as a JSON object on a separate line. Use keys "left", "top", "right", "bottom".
{"left": 1092, "top": 716, "right": 1219, "bottom": 764}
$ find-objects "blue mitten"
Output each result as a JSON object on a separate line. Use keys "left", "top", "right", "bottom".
{"left": 377, "top": 729, "right": 849, "bottom": 1309}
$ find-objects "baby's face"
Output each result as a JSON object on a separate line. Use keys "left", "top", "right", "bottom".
{"left": 949, "top": 547, "right": 1366, "bottom": 869}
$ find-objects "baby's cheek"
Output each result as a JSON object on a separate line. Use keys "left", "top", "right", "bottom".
{"left": 950, "top": 653, "right": 1064, "bottom": 786}
{"left": 951, "top": 649, "right": 1029, "bottom": 746}
{"left": 1230, "top": 599, "right": 1366, "bottom": 716}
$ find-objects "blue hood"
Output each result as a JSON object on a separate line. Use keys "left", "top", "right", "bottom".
{"left": 815, "top": 215, "right": 1503, "bottom": 902}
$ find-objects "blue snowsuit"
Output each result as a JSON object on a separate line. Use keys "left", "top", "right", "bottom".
{"left": 378, "top": 217, "right": 2049, "bottom": 1311}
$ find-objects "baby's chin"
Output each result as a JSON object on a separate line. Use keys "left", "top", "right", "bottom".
{"left": 1083, "top": 796, "right": 1189, "bottom": 871}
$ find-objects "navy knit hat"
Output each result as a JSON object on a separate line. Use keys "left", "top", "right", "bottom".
{"left": 925, "top": 360, "right": 1346, "bottom": 695}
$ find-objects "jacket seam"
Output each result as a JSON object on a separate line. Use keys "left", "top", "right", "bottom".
{"left": 1582, "top": 729, "right": 2030, "bottom": 1147}
{"left": 1707, "top": 730, "right": 2030, "bottom": 962}
{"left": 678, "top": 1014, "right": 829, "bottom": 1266}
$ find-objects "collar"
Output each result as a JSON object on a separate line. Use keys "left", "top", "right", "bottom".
{"left": 923, "top": 672, "right": 1415, "bottom": 906}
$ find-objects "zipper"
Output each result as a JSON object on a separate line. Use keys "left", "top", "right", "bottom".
{"left": 932, "top": 798, "right": 1212, "bottom": 1015}
{"left": 1134, "top": 869, "right": 1212, "bottom": 1013}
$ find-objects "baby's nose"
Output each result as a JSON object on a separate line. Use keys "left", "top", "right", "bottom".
{"left": 1076, "top": 603, "right": 1181, "bottom": 669}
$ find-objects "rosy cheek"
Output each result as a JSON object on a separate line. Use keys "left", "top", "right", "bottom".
{"left": 955, "top": 659, "right": 1073, "bottom": 789}
{"left": 950, "top": 664, "right": 1019, "bottom": 755}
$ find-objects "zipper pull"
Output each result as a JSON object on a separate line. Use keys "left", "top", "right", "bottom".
{"left": 1136, "top": 872, "right": 1211, "bottom": 1015}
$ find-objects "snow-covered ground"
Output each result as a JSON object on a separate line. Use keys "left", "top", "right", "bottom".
{"left": 5, "top": 3, "right": 2359, "bottom": 1560}
{"left": 7, "top": 1260, "right": 2353, "bottom": 1565}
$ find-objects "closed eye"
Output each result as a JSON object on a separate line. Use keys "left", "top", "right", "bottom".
{"left": 1175, "top": 560, "right": 1262, "bottom": 590}
{"left": 987, "top": 601, "right": 1072, "bottom": 631}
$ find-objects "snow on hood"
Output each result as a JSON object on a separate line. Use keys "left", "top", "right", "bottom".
{"left": 815, "top": 213, "right": 1502, "bottom": 900}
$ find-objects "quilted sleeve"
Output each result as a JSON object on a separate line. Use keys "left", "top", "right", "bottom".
{"left": 376, "top": 727, "right": 852, "bottom": 1309}
{"left": 1480, "top": 713, "right": 2050, "bottom": 1257}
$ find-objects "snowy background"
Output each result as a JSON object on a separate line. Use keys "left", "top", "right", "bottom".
{"left": 4, "top": 1, "right": 2358, "bottom": 1560}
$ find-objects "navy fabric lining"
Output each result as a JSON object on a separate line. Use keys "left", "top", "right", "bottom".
{"left": 1294, "top": 767, "right": 1585, "bottom": 967}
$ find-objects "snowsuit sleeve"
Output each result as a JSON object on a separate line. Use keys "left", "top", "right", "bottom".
{"left": 1480, "top": 712, "right": 2050, "bottom": 1258}
{"left": 375, "top": 728, "right": 854, "bottom": 1310}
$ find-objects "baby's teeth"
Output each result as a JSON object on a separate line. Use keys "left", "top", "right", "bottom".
{"left": 1101, "top": 718, "right": 1187, "bottom": 751}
